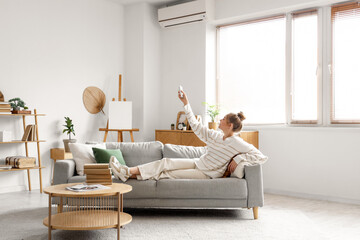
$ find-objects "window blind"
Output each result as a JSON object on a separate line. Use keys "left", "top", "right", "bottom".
{"left": 331, "top": 2, "right": 360, "bottom": 123}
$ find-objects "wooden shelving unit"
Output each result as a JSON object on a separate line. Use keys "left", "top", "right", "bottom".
{"left": 0, "top": 109, "right": 45, "bottom": 193}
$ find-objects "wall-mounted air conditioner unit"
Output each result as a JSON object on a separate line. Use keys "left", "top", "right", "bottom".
{"left": 158, "top": 0, "right": 209, "bottom": 28}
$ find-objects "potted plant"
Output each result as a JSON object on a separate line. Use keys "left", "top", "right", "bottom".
{"left": 8, "top": 97, "right": 30, "bottom": 114}
{"left": 203, "top": 102, "right": 220, "bottom": 130}
{"left": 63, "top": 117, "right": 76, "bottom": 152}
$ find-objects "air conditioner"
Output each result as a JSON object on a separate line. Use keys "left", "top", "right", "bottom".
{"left": 158, "top": 0, "right": 208, "bottom": 28}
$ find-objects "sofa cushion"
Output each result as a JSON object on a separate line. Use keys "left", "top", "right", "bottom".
{"left": 163, "top": 144, "right": 206, "bottom": 159}
{"left": 92, "top": 148, "right": 126, "bottom": 165}
{"left": 106, "top": 141, "right": 163, "bottom": 167}
{"left": 67, "top": 176, "right": 157, "bottom": 198}
{"left": 156, "top": 178, "right": 247, "bottom": 199}
{"left": 123, "top": 179, "right": 157, "bottom": 199}
{"left": 69, "top": 142, "right": 106, "bottom": 176}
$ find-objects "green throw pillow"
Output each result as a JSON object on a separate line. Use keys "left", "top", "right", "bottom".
{"left": 92, "top": 148, "right": 126, "bottom": 165}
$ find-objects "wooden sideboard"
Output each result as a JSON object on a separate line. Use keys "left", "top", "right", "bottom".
{"left": 155, "top": 130, "right": 259, "bottom": 148}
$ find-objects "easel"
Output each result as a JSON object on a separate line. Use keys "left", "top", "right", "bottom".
{"left": 99, "top": 74, "right": 139, "bottom": 142}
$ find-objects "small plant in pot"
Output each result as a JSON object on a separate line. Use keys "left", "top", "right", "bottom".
{"left": 9, "top": 97, "right": 30, "bottom": 114}
{"left": 63, "top": 117, "right": 76, "bottom": 152}
{"left": 203, "top": 102, "right": 220, "bottom": 130}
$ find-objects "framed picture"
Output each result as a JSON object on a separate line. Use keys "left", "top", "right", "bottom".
{"left": 176, "top": 111, "right": 188, "bottom": 130}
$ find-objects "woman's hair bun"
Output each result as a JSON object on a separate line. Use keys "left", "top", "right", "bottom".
{"left": 237, "top": 112, "right": 246, "bottom": 121}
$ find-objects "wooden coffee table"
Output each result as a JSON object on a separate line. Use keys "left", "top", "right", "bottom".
{"left": 43, "top": 183, "right": 132, "bottom": 240}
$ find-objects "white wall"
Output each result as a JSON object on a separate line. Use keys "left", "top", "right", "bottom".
{"left": 0, "top": 0, "right": 124, "bottom": 193}
{"left": 124, "top": 4, "right": 145, "bottom": 141}
{"left": 258, "top": 127, "right": 360, "bottom": 203}
{"left": 160, "top": 22, "right": 207, "bottom": 128}
{"left": 124, "top": 3, "right": 162, "bottom": 141}
{"left": 143, "top": 4, "right": 162, "bottom": 141}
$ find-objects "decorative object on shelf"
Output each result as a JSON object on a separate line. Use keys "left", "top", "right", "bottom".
{"left": 203, "top": 102, "right": 220, "bottom": 130}
{"left": 0, "top": 130, "right": 12, "bottom": 142}
{"left": 176, "top": 111, "right": 188, "bottom": 130}
{"left": 8, "top": 97, "right": 31, "bottom": 114}
{"left": 5, "top": 156, "right": 36, "bottom": 168}
{"left": 84, "top": 164, "right": 112, "bottom": 185}
{"left": 83, "top": 86, "right": 106, "bottom": 114}
{"left": 63, "top": 117, "right": 76, "bottom": 152}
{"left": 0, "top": 101, "right": 12, "bottom": 115}
{"left": 171, "top": 124, "right": 175, "bottom": 130}
{"left": 0, "top": 91, "right": 4, "bottom": 102}
{"left": 177, "top": 122, "right": 186, "bottom": 130}
{"left": 22, "top": 125, "right": 36, "bottom": 141}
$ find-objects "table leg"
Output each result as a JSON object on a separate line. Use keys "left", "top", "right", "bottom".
{"left": 121, "top": 194, "right": 123, "bottom": 212}
{"left": 57, "top": 196, "right": 63, "bottom": 213}
{"left": 117, "top": 192, "right": 121, "bottom": 240}
{"left": 48, "top": 194, "right": 52, "bottom": 240}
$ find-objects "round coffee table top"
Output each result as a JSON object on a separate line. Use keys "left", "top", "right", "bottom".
{"left": 44, "top": 183, "right": 132, "bottom": 197}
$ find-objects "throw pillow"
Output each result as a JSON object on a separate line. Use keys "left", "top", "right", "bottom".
{"left": 68, "top": 143, "right": 106, "bottom": 176}
{"left": 92, "top": 148, "right": 126, "bottom": 165}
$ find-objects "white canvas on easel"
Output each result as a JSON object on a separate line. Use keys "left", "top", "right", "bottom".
{"left": 109, "top": 101, "right": 132, "bottom": 129}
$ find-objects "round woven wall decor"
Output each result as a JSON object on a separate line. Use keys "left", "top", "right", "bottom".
{"left": 83, "top": 87, "right": 106, "bottom": 114}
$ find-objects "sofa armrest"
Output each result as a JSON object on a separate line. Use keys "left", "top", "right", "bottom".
{"left": 53, "top": 159, "right": 76, "bottom": 185}
{"left": 244, "top": 164, "right": 264, "bottom": 208}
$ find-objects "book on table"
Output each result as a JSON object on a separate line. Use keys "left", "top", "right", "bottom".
{"left": 84, "top": 168, "right": 111, "bottom": 175}
{"left": 84, "top": 163, "right": 109, "bottom": 169}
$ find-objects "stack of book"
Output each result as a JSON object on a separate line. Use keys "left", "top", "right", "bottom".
{"left": 22, "top": 125, "right": 36, "bottom": 141}
{"left": 84, "top": 164, "right": 112, "bottom": 185}
{"left": 5, "top": 156, "right": 36, "bottom": 168}
{"left": 0, "top": 102, "right": 11, "bottom": 115}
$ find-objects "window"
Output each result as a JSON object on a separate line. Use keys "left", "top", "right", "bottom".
{"left": 217, "top": 16, "right": 286, "bottom": 124}
{"left": 291, "top": 10, "right": 319, "bottom": 123}
{"left": 216, "top": 3, "right": 360, "bottom": 126}
{"left": 331, "top": 2, "right": 360, "bottom": 123}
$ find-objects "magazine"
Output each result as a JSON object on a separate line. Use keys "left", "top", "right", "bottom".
{"left": 66, "top": 184, "right": 110, "bottom": 192}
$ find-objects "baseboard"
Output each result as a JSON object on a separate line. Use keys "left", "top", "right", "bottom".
{"left": 264, "top": 188, "right": 360, "bottom": 205}
{"left": 0, "top": 185, "right": 40, "bottom": 194}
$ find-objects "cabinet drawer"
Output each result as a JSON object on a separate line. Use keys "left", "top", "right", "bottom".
{"left": 181, "top": 132, "right": 206, "bottom": 147}
{"left": 155, "top": 131, "right": 181, "bottom": 145}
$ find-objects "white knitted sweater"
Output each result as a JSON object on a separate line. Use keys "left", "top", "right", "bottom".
{"left": 184, "top": 104, "right": 268, "bottom": 178}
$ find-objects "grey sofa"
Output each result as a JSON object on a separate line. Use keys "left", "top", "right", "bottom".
{"left": 53, "top": 141, "right": 264, "bottom": 219}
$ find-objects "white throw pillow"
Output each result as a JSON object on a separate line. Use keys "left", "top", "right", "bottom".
{"left": 69, "top": 143, "right": 106, "bottom": 176}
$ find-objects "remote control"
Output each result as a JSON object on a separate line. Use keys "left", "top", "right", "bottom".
{"left": 179, "top": 85, "right": 184, "bottom": 98}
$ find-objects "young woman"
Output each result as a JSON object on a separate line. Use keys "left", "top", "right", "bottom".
{"left": 110, "top": 90, "right": 268, "bottom": 182}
